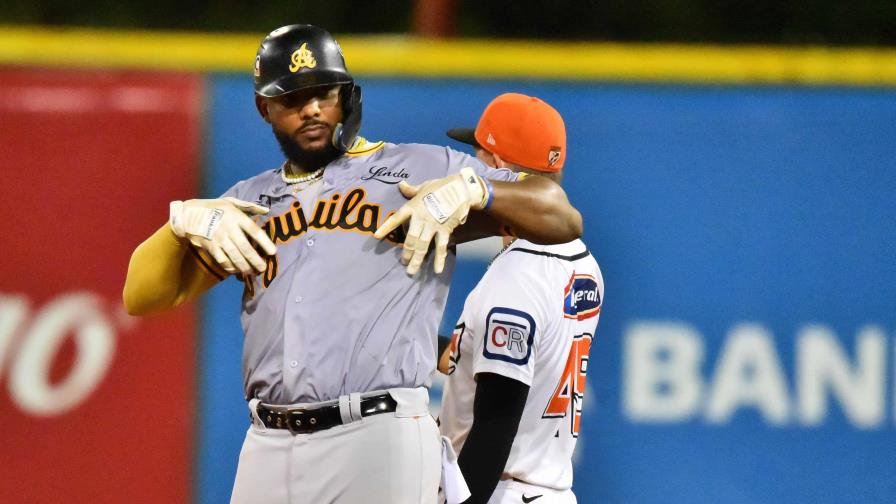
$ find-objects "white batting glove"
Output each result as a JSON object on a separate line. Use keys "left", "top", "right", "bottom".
{"left": 374, "top": 167, "right": 491, "bottom": 276}
{"left": 169, "top": 197, "right": 277, "bottom": 275}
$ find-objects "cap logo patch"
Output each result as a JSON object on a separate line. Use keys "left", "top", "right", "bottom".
{"left": 254, "top": 55, "right": 261, "bottom": 80}
{"left": 289, "top": 43, "right": 317, "bottom": 73}
{"left": 486, "top": 133, "right": 496, "bottom": 146}
{"left": 548, "top": 146, "right": 562, "bottom": 167}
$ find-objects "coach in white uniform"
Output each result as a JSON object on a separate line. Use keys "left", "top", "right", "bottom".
{"left": 439, "top": 93, "right": 604, "bottom": 504}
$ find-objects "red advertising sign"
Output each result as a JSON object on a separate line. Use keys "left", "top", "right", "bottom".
{"left": 0, "top": 68, "right": 202, "bottom": 503}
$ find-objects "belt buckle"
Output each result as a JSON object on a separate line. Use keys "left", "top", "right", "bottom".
{"left": 285, "top": 406, "right": 307, "bottom": 434}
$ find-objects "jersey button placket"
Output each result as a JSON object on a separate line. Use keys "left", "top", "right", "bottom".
{"left": 284, "top": 261, "right": 306, "bottom": 393}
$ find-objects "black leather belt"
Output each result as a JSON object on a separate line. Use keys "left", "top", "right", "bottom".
{"left": 256, "top": 393, "right": 398, "bottom": 434}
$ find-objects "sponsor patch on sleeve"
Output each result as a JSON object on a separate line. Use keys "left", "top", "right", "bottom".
{"left": 483, "top": 307, "right": 536, "bottom": 365}
{"left": 563, "top": 272, "right": 601, "bottom": 321}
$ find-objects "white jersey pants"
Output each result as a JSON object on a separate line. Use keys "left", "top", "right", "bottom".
{"left": 230, "top": 387, "right": 441, "bottom": 504}
{"left": 488, "top": 479, "right": 577, "bottom": 504}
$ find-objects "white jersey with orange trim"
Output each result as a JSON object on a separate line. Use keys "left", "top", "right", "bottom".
{"left": 439, "top": 238, "right": 603, "bottom": 493}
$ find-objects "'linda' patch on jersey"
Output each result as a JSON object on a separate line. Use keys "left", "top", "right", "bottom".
{"left": 563, "top": 272, "right": 601, "bottom": 321}
{"left": 483, "top": 307, "right": 535, "bottom": 365}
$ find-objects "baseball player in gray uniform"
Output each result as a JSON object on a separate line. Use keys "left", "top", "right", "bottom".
{"left": 123, "top": 24, "right": 582, "bottom": 504}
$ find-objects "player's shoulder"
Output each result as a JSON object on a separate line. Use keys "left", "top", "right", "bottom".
{"left": 343, "top": 136, "right": 387, "bottom": 158}
{"left": 367, "top": 140, "right": 477, "bottom": 176}
{"left": 543, "top": 239, "right": 603, "bottom": 290}
{"left": 382, "top": 141, "right": 458, "bottom": 163}
{"left": 494, "top": 238, "right": 603, "bottom": 293}
{"left": 522, "top": 238, "right": 604, "bottom": 320}
{"left": 339, "top": 138, "right": 458, "bottom": 181}
{"left": 346, "top": 139, "right": 513, "bottom": 181}
{"left": 344, "top": 138, "right": 449, "bottom": 160}
{"left": 500, "top": 239, "right": 593, "bottom": 269}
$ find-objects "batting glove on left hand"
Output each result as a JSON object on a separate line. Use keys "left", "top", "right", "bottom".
{"left": 374, "top": 167, "right": 491, "bottom": 276}
{"left": 169, "top": 197, "right": 277, "bottom": 275}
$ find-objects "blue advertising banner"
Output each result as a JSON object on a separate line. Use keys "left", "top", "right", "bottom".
{"left": 199, "top": 75, "right": 896, "bottom": 504}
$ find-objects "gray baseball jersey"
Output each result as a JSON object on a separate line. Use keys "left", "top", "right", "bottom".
{"left": 221, "top": 138, "right": 518, "bottom": 404}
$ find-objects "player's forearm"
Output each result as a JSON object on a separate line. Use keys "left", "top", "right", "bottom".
{"left": 487, "top": 175, "right": 583, "bottom": 244}
{"left": 123, "top": 225, "right": 219, "bottom": 315}
{"left": 123, "top": 225, "right": 188, "bottom": 315}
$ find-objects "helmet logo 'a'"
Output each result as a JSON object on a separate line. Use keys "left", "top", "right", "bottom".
{"left": 289, "top": 43, "right": 317, "bottom": 73}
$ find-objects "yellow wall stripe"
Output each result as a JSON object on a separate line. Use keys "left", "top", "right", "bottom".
{"left": 2, "top": 25, "right": 896, "bottom": 86}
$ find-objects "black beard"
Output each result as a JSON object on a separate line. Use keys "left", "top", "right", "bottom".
{"left": 273, "top": 127, "right": 340, "bottom": 172}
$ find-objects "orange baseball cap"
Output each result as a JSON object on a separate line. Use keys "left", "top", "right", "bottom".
{"left": 446, "top": 92, "right": 566, "bottom": 172}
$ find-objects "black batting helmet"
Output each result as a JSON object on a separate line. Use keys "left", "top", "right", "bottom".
{"left": 254, "top": 24, "right": 362, "bottom": 152}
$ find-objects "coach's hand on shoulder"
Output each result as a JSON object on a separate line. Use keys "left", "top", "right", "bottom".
{"left": 169, "top": 197, "right": 277, "bottom": 275}
{"left": 375, "top": 167, "right": 490, "bottom": 276}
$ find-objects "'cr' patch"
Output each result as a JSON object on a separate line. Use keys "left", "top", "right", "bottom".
{"left": 563, "top": 272, "right": 601, "bottom": 321}
{"left": 483, "top": 307, "right": 536, "bottom": 365}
